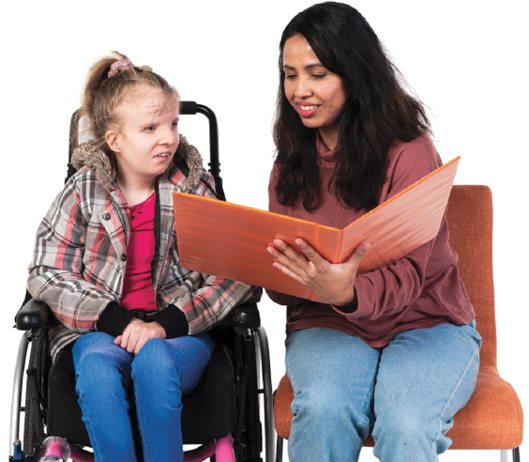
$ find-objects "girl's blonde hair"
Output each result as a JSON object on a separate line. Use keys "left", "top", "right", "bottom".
{"left": 74, "top": 51, "right": 179, "bottom": 165}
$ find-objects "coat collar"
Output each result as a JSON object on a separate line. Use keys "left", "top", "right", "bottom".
{"left": 71, "top": 135, "right": 204, "bottom": 193}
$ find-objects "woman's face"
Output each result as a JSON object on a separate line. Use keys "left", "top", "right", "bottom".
{"left": 282, "top": 34, "right": 349, "bottom": 150}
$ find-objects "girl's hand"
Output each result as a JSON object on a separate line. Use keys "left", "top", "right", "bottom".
{"left": 267, "top": 239, "right": 370, "bottom": 306}
{"left": 114, "top": 318, "right": 167, "bottom": 355}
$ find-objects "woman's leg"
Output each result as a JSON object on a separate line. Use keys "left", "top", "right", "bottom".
{"left": 372, "top": 321, "right": 481, "bottom": 462}
{"left": 72, "top": 332, "right": 137, "bottom": 462}
{"left": 285, "top": 328, "right": 380, "bottom": 462}
{"left": 131, "top": 333, "right": 215, "bottom": 462}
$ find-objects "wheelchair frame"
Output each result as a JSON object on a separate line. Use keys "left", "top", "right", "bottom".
{"left": 9, "top": 102, "right": 275, "bottom": 462}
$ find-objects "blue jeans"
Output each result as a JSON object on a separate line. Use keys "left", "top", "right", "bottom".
{"left": 72, "top": 332, "right": 215, "bottom": 462}
{"left": 285, "top": 322, "right": 481, "bottom": 462}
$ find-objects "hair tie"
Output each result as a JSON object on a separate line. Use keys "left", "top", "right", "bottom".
{"left": 108, "top": 58, "right": 135, "bottom": 78}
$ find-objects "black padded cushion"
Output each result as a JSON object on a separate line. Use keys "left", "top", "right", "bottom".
{"left": 47, "top": 342, "right": 236, "bottom": 447}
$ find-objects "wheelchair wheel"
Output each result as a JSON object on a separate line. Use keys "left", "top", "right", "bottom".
{"left": 24, "top": 334, "right": 45, "bottom": 459}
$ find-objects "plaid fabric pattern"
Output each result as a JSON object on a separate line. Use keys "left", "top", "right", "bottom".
{"left": 28, "top": 163, "right": 260, "bottom": 361}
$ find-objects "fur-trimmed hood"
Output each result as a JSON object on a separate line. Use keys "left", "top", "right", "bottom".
{"left": 71, "top": 135, "right": 204, "bottom": 192}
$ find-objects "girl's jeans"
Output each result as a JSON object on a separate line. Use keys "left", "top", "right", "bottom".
{"left": 285, "top": 322, "right": 481, "bottom": 462}
{"left": 72, "top": 331, "right": 215, "bottom": 462}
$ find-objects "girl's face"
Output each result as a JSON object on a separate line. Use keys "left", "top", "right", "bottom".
{"left": 282, "top": 34, "right": 349, "bottom": 150}
{"left": 106, "top": 86, "right": 179, "bottom": 187}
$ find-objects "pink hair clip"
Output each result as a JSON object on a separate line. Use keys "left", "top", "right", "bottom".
{"left": 108, "top": 58, "right": 135, "bottom": 78}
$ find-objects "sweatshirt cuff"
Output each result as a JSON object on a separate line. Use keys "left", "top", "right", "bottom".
{"left": 97, "top": 301, "right": 136, "bottom": 337}
{"left": 331, "top": 295, "right": 358, "bottom": 314}
{"left": 150, "top": 304, "right": 189, "bottom": 339}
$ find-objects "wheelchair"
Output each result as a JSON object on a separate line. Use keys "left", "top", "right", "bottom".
{"left": 9, "top": 102, "right": 275, "bottom": 462}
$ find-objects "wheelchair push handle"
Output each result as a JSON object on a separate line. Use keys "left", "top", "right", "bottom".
{"left": 179, "top": 101, "right": 222, "bottom": 183}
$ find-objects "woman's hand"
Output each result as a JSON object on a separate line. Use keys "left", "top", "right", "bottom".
{"left": 267, "top": 239, "right": 370, "bottom": 306}
{"left": 115, "top": 318, "right": 167, "bottom": 355}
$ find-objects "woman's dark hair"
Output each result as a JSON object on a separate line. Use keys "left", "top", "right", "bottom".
{"left": 273, "top": 2, "right": 431, "bottom": 211}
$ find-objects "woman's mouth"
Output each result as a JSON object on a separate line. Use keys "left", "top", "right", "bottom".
{"left": 297, "top": 104, "right": 320, "bottom": 117}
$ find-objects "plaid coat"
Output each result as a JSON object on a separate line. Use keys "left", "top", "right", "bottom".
{"left": 28, "top": 137, "right": 260, "bottom": 361}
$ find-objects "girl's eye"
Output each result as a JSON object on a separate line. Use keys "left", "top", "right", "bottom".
{"left": 145, "top": 125, "right": 156, "bottom": 132}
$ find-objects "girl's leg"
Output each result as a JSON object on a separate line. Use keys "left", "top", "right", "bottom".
{"left": 372, "top": 321, "right": 481, "bottom": 462}
{"left": 131, "top": 334, "right": 215, "bottom": 462}
{"left": 285, "top": 328, "right": 380, "bottom": 462}
{"left": 72, "top": 332, "right": 137, "bottom": 462}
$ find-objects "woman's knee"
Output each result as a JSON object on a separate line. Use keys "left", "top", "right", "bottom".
{"left": 293, "top": 381, "right": 372, "bottom": 432}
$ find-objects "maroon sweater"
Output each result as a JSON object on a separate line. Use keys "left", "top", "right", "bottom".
{"left": 267, "top": 134, "right": 474, "bottom": 348}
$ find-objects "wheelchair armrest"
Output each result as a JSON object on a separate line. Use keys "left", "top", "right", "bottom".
{"left": 16, "top": 299, "right": 50, "bottom": 331}
{"left": 231, "top": 302, "right": 261, "bottom": 330}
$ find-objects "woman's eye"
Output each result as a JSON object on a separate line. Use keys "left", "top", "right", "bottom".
{"left": 312, "top": 73, "right": 327, "bottom": 79}
{"left": 172, "top": 122, "right": 178, "bottom": 129}
{"left": 285, "top": 74, "right": 297, "bottom": 80}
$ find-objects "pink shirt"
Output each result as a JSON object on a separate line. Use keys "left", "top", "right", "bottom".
{"left": 268, "top": 134, "right": 474, "bottom": 347}
{"left": 120, "top": 193, "right": 157, "bottom": 312}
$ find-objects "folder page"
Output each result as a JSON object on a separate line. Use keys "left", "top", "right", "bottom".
{"left": 338, "top": 157, "right": 460, "bottom": 274}
{"left": 173, "top": 195, "right": 341, "bottom": 299}
{"left": 173, "top": 157, "right": 459, "bottom": 302}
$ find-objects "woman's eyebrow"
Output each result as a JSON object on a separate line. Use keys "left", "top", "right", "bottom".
{"left": 283, "top": 63, "right": 325, "bottom": 71}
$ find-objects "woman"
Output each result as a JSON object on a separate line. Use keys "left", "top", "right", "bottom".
{"left": 266, "top": 3, "right": 481, "bottom": 461}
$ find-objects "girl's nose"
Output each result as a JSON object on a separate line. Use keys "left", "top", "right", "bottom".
{"left": 159, "top": 126, "right": 178, "bottom": 145}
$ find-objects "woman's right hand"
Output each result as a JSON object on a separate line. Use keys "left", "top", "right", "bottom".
{"left": 267, "top": 238, "right": 369, "bottom": 306}
{"left": 115, "top": 318, "right": 167, "bottom": 355}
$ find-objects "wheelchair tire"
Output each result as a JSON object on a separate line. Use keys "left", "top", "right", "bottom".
{"left": 24, "top": 334, "right": 44, "bottom": 458}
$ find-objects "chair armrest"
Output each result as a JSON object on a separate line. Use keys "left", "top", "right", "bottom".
{"left": 16, "top": 299, "right": 50, "bottom": 331}
{"left": 231, "top": 302, "right": 261, "bottom": 331}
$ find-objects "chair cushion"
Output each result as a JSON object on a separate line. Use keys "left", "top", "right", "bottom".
{"left": 47, "top": 342, "right": 236, "bottom": 447}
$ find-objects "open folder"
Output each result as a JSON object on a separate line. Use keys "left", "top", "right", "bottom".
{"left": 173, "top": 157, "right": 460, "bottom": 303}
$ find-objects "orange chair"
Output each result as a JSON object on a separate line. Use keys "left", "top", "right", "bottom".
{"left": 274, "top": 185, "right": 523, "bottom": 461}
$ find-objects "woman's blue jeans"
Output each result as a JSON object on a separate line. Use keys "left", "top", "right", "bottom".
{"left": 72, "top": 332, "right": 215, "bottom": 462}
{"left": 285, "top": 322, "right": 481, "bottom": 462}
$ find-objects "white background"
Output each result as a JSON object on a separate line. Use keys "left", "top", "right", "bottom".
{"left": 1, "top": 1, "right": 527, "bottom": 460}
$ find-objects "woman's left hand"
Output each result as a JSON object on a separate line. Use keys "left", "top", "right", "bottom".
{"left": 267, "top": 238, "right": 370, "bottom": 306}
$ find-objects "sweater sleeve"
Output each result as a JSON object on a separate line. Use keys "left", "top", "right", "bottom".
{"left": 157, "top": 172, "right": 262, "bottom": 335}
{"left": 27, "top": 176, "right": 119, "bottom": 334}
{"left": 333, "top": 135, "right": 443, "bottom": 321}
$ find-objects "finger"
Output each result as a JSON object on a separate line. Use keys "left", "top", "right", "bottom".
{"left": 345, "top": 243, "right": 371, "bottom": 268}
{"left": 114, "top": 335, "right": 122, "bottom": 345}
{"left": 125, "top": 330, "right": 139, "bottom": 353}
{"left": 134, "top": 337, "right": 149, "bottom": 356}
{"left": 272, "top": 261, "right": 306, "bottom": 285}
{"left": 267, "top": 245, "right": 298, "bottom": 269}
{"left": 294, "top": 239, "right": 326, "bottom": 265}
{"left": 119, "top": 327, "right": 130, "bottom": 350}
{"left": 273, "top": 239, "right": 309, "bottom": 266}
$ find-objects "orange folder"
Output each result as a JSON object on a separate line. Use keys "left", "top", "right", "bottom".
{"left": 173, "top": 157, "right": 460, "bottom": 303}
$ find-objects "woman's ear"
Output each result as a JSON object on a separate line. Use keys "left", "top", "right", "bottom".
{"left": 105, "top": 129, "right": 121, "bottom": 154}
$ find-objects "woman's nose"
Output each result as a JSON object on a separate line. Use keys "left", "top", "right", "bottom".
{"left": 294, "top": 77, "right": 312, "bottom": 98}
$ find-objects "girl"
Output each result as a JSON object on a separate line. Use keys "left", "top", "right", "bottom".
{"left": 266, "top": 3, "right": 481, "bottom": 461}
{"left": 27, "top": 52, "right": 260, "bottom": 462}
